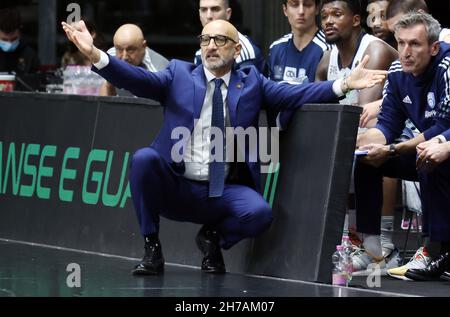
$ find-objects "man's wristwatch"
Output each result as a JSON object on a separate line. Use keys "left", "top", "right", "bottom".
{"left": 388, "top": 144, "right": 397, "bottom": 156}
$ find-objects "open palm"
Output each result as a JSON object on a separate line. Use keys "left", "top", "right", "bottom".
{"left": 348, "top": 55, "right": 388, "bottom": 90}
{"left": 61, "top": 20, "right": 94, "bottom": 59}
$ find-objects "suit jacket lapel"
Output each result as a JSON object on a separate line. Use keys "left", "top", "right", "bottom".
{"left": 192, "top": 66, "right": 243, "bottom": 127}
{"left": 192, "top": 65, "right": 207, "bottom": 122}
{"left": 227, "top": 70, "right": 243, "bottom": 127}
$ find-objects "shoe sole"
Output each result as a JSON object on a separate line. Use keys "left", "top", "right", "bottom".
{"left": 132, "top": 269, "right": 164, "bottom": 276}
{"left": 404, "top": 272, "right": 441, "bottom": 281}
{"left": 202, "top": 268, "right": 226, "bottom": 274}
{"left": 387, "top": 271, "right": 413, "bottom": 281}
{"left": 132, "top": 264, "right": 164, "bottom": 276}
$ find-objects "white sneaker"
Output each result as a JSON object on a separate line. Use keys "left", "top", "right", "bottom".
{"left": 351, "top": 247, "right": 386, "bottom": 276}
{"left": 385, "top": 248, "right": 401, "bottom": 269}
{"left": 380, "top": 233, "right": 395, "bottom": 258}
{"left": 387, "top": 247, "right": 431, "bottom": 281}
{"left": 380, "top": 233, "right": 400, "bottom": 269}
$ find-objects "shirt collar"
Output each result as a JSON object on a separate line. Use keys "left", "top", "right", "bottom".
{"left": 203, "top": 67, "right": 231, "bottom": 87}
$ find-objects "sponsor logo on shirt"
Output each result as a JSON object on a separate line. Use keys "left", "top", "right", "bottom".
{"left": 427, "top": 92, "right": 436, "bottom": 109}
{"left": 425, "top": 110, "right": 437, "bottom": 118}
{"left": 402, "top": 95, "right": 412, "bottom": 104}
{"left": 282, "top": 67, "right": 309, "bottom": 84}
{"left": 283, "top": 67, "right": 297, "bottom": 81}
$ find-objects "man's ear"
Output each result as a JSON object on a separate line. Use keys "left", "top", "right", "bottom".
{"left": 430, "top": 41, "right": 440, "bottom": 57}
{"left": 226, "top": 8, "right": 232, "bottom": 20}
{"left": 283, "top": 4, "right": 288, "bottom": 18}
{"left": 142, "top": 39, "right": 147, "bottom": 47}
{"left": 234, "top": 43, "right": 242, "bottom": 59}
{"left": 353, "top": 14, "right": 361, "bottom": 27}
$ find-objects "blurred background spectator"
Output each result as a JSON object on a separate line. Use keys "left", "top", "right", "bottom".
{"left": 0, "top": 7, "right": 40, "bottom": 74}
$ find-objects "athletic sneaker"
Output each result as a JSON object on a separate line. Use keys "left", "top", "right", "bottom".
{"left": 387, "top": 247, "right": 431, "bottom": 281}
{"left": 381, "top": 232, "right": 395, "bottom": 258}
{"left": 380, "top": 235, "right": 401, "bottom": 269}
{"left": 351, "top": 247, "right": 386, "bottom": 276}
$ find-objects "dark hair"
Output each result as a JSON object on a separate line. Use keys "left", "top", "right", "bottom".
{"left": 321, "top": 0, "right": 362, "bottom": 15}
{"left": 283, "top": 0, "right": 322, "bottom": 6}
{"left": 0, "top": 7, "right": 21, "bottom": 33}
{"left": 386, "top": 0, "right": 428, "bottom": 20}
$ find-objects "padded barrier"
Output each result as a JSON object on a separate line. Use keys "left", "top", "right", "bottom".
{"left": 0, "top": 92, "right": 360, "bottom": 283}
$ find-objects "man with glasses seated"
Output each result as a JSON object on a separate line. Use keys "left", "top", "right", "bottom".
{"left": 99, "top": 24, "right": 169, "bottom": 97}
{"left": 62, "top": 18, "right": 387, "bottom": 276}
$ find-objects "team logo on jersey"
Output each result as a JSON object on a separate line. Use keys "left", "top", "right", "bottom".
{"left": 283, "top": 67, "right": 297, "bottom": 81}
{"left": 427, "top": 92, "right": 436, "bottom": 109}
{"left": 273, "top": 65, "right": 284, "bottom": 80}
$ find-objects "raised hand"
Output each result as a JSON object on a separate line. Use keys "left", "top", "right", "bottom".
{"left": 61, "top": 20, "right": 100, "bottom": 64}
{"left": 347, "top": 55, "right": 388, "bottom": 90}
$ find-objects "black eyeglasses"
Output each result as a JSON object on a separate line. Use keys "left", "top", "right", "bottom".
{"left": 198, "top": 34, "right": 237, "bottom": 47}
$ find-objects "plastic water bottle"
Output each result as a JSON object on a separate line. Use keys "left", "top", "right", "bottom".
{"left": 341, "top": 236, "right": 354, "bottom": 282}
{"left": 332, "top": 245, "right": 348, "bottom": 286}
{"left": 63, "top": 66, "right": 76, "bottom": 94}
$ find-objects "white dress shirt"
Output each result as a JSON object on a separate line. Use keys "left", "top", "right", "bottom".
{"left": 183, "top": 68, "right": 231, "bottom": 181}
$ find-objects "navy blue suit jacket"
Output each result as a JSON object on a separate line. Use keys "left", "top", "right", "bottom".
{"left": 94, "top": 55, "right": 338, "bottom": 191}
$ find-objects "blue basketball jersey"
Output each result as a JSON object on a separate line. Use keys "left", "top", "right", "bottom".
{"left": 268, "top": 30, "right": 331, "bottom": 84}
{"left": 267, "top": 30, "right": 331, "bottom": 128}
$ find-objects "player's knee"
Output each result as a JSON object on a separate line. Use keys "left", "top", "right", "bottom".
{"left": 131, "top": 147, "right": 159, "bottom": 169}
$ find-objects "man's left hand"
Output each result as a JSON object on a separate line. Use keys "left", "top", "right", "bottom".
{"left": 416, "top": 138, "right": 440, "bottom": 155}
{"left": 416, "top": 142, "right": 450, "bottom": 171}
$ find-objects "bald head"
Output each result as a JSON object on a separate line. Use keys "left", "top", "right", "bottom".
{"left": 200, "top": 19, "right": 241, "bottom": 77}
{"left": 202, "top": 19, "right": 238, "bottom": 43}
{"left": 113, "top": 24, "right": 147, "bottom": 66}
{"left": 114, "top": 24, "right": 144, "bottom": 43}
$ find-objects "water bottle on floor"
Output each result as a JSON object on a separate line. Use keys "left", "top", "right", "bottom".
{"left": 341, "top": 236, "right": 354, "bottom": 283}
{"left": 332, "top": 245, "right": 348, "bottom": 286}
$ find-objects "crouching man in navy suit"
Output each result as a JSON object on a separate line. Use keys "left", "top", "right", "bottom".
{"left": 62, "top": 19, "right": 386, "bottom": 275}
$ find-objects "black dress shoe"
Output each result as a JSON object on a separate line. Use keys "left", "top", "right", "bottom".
{"left": 405, "top": 252, "right": 450, "bottom": 281}
{"left": 440, "top": 271, "right": 450, "bottom": 282}
{"left": 132, "top": 238, "right": 165, "bottom": 275}
{"left": 196, "top": 226, "right": 226, "bottom": 274}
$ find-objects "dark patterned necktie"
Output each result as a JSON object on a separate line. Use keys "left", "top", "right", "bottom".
{"left": 209, "top": 78, "right": 225, "bottom": 198}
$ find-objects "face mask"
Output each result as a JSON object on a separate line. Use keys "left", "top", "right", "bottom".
{"left": 0, "top": 39, "right": 20, "bottom": 52}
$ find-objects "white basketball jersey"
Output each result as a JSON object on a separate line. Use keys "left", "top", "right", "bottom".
{"left": 327, "top": 33, "right": 382, "bottom": 106}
